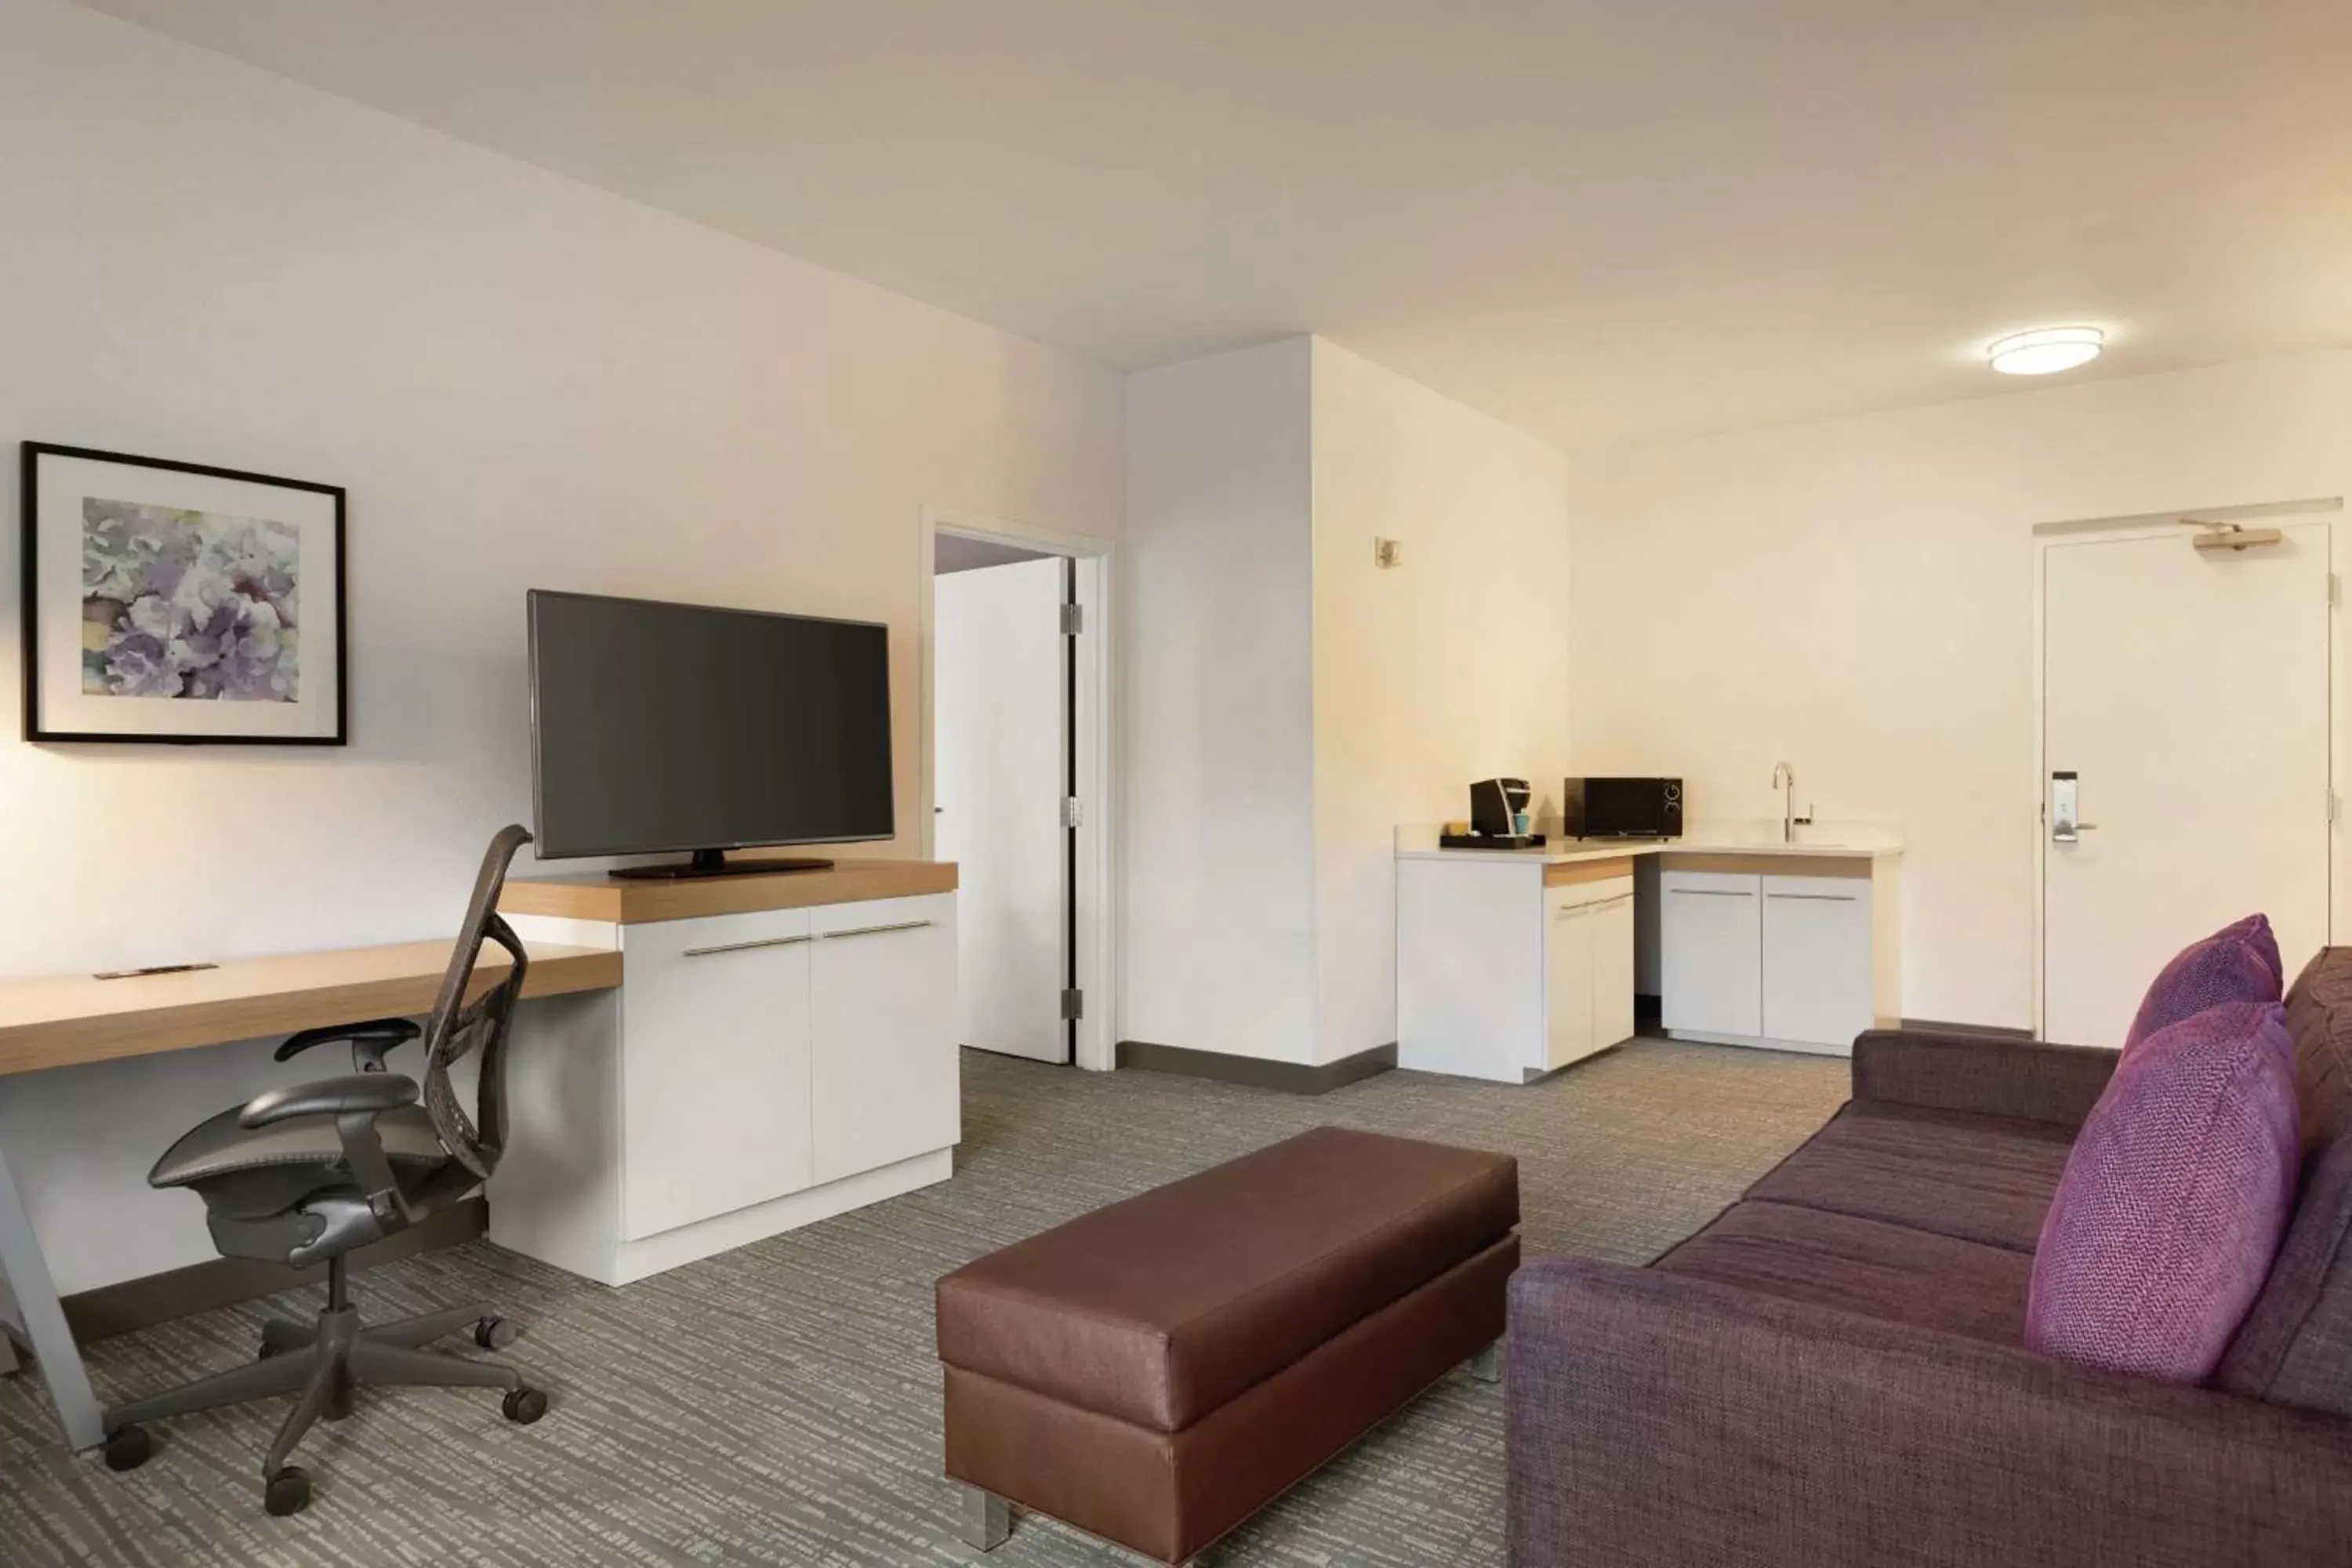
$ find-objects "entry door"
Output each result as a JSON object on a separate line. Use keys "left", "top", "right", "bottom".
{"left": 935, "top": 554, "right": 1069, "bottom": 1062}
{"left": 2042, "top": 521, "right": 2332, "bottom": 1048}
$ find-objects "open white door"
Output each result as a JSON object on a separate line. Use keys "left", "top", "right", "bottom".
{"left": 2042, "top": 517, "right": 2332, "bottom": 1048}
{"left": 935, "top": 555, "right": 1069, "bottom": 1062}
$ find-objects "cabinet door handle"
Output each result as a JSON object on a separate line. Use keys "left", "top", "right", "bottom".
{"left": 683, "top": 933, "right": 814, "bottom": 958}
{"left": 1554, "top": 905, "right": 1590, "bottom": 920}
{"left": 818, "top": 918, "right": 936, "bottom": 942}
{"left": 1591, "top": 892, "right": 1634, "bottom": 909}
{"left": 1668, "top": 887, "right": 1752, "bottom": 898}
{"left": 1767, "top": 892, "right": 1857, "bottom": 902}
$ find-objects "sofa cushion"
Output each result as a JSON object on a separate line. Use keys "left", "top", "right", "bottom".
{"left": 2027, "top": 1000, "right": 2299, "bottom": 1383}
{"left": 1654, "top": 1199, "right": 2032, "bottom": 1344}
{"left": 2216, "top": 946, "right": 2352, "bottom": 1414}
{"left": 1741, "top": 1101, "right": 2073, "bottom": 1254}
{"left": 2125, "top": 914, "right": 2282, "bottom": 1055}
{"left": 934, "top": 1126, "right": 1517, "bottom": 1432}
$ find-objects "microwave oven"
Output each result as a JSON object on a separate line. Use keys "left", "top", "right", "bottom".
{"left": 1563, "top": 777, "right": 1682, "bottom": 839}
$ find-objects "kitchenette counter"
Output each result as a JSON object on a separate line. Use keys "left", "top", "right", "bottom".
{"left": 1396, "top": 820, "right": 1903, "bottom": 1076}
{"left": 1393, "top": 822, "right": 1904, "bottom": 863}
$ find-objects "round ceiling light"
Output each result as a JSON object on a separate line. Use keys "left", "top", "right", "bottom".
{"left": 1987, "top": 326, "right": 2103, "bottom": 376}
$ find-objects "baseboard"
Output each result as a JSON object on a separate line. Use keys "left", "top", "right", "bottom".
{"left": 1897, "top": 1016, "right": 2034, "bottom": 1040}
{"left": 1116, "top": 1040, "right": 1396, "bottom": 1094}
{"left": 62, "top": 1196, "right": 487, "bottom": 1342}
{"left": 586, "top": 1147, "right": 953, "bottom": 1287}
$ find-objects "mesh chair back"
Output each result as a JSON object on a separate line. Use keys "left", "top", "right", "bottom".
{"left": 419, "top": 825, "right": 533, "bottom": 1180}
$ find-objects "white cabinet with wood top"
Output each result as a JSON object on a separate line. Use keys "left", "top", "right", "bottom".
{"left": 1661, "top": 854, "right": 1899, "bottom": 1055}
{"left": 1400, "top": 855, "right": 1639, "bottom": 1083}
{"left": 1399, "top": 828, "right": 1902, "bottom": 1071}
{"left": 491, "top": 862, "right": 960, "bottom": 1285}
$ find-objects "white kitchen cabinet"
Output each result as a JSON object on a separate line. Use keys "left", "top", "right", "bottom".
{"left": 1658, "top": 856, "right": 1899, "bottom": 1055}
{"left": 1762, "top": 875, "right": 1875, "bottom": 1048}
{"left": 1398, "top": 831, "right": 1901, "bottom": 1068}
{"left": 1399, "top": 853, "right": 1638, "bottom": 1083}
{"left": 1545, "top": 899, "right": 1597, "bottom": 1070}
{"left": 1659, "top": 870, "right": 1764, "bottom": 1037}
{"left": 1591, "top": 887, "right": 1636, "bottom": 1052}
{"left": 620, "top": 907, "right": 815, "bottom": 1240}
{"left": 1546, "top": 881, "right": 1636, "bottom": 1072}
{"left": 811, "top": 895, "right": 960, "bottom": 1184}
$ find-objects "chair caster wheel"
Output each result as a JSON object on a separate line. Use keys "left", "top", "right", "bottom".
{"left": 264, "top": 1465, "right": 310, "bottom": 1516}
{"left": 474, "top": 1316, "right": 518, "bottom": 1351}
{"left": 503, "top": 1386, "right": 547, "bottom": 1425}
{"left": 103, "top": 1425, "right": 153, "bottom": 1472}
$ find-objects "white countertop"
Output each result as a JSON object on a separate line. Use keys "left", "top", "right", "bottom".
{"left": 1394, "top": 821, "right": 1903, "bottom": 864}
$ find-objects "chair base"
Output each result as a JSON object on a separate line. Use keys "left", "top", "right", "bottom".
{"left": 101, "top": 1258, "right": 544, "bottom": 1515}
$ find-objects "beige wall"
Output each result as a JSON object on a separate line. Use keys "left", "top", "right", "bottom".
{"left": 1568, "top": 350, "right": 2352, "bottom": 1029}
{"left": 1311, "top": 339, "right": 1572, "bottom": 1062}
{"left": 0, "top": 0, "right": 1123, "bottom": 986}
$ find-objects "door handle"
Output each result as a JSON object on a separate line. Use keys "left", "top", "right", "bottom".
{"left": 1668, "top": 887, "right": 1752, "bottom": 898}
{"left": 818, "top": 919, "right": 935, "bottom": 941}
{"left": 1767, "top": 892, "right": 1857, "bottom": 902}
{"left": 683, "top": 934, "right": 813, "bottom": 957}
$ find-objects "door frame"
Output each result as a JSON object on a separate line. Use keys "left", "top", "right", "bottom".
{"left": 920, "top": 506, "right": 1119, "bottom": 1072}
{"left": 2029, "top": 495, "right": 2344, "bottom": 1040}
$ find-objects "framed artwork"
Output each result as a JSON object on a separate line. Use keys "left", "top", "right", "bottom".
{"left": 20, "top": 443, "right": 346, "bottom": 744}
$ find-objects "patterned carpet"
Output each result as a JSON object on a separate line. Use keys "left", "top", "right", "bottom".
{"left": 0, "top": 1040, "right": 1846, "bottom": 1567}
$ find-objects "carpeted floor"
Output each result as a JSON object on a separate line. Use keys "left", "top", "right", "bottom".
{"left": 0, "top": 1040, "right": 1846, "bottom": 1567}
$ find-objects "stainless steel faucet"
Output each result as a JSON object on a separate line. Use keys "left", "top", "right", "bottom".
{"left": 1772, "top": 761, "right": 1796, "bottom": 843}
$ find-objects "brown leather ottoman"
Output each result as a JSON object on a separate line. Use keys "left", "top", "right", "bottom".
{"left": 935, "top": 1126, "right": 1519, "bottom": 1563}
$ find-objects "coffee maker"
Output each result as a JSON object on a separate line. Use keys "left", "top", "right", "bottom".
{"left": 1445, "top": 777, "right": 1542, "bottom": 848}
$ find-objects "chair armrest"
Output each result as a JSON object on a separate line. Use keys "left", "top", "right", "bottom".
{"left": 239, "top": 1073, "right": 419, "bottom": 1129}
{"left": 1506, "top": 1256, "right": 2352, "bottom": 1568}
{"left": 1851, "top": 1027, "right": 2117, "bottom": 1129}
{"left": 274, "top": 1016, "right": 421, "bottom": 1073}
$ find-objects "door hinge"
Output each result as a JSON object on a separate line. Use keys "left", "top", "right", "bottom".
{"left": 1061, "top": 796, "right": 1084, "bottom": 829}
{"left": 1060, "top": 602, "right": 1083, "bottom": 635}
{"left": 1060, "top": 988, "right": 1084, "bottom": 1022}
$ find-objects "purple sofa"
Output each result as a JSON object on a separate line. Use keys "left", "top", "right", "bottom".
{"left": 1507, "top": 947, "right": 2352, "bottom": 1566}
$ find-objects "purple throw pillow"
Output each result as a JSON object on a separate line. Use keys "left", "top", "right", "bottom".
{"left": 2026, "top": 1000, "right": 2299, "bottom": 1383}
{"left": 2124, "top": 914, "right": 2282, "bottom": 1055}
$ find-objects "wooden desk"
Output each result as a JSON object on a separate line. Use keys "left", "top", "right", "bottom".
{"left": 0, "top": 940, "right": 622, "bottom": 1077}
{"left": 0, "top": 936, "right": 622, "bottom": 1450}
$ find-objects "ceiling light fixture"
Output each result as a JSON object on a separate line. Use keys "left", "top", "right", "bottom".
{"left": 1986, "top": 326, "right": 2103, "bottom": 376}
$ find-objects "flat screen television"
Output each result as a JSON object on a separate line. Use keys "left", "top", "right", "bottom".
{"left": 528, "top": 590, "right": 893, "bottom": 878}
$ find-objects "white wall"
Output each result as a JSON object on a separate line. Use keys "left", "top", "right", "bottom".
{"left": 1568, "top": 350, "right": 2352, "bottom": 1029}
{"left": 0, "top": 0, "right": 1123, "bottom": 1293}
{"left": 1310, "top": 341, "right": 1572, "bottom": 1063}
{"left": 1121, "top": 340, "right": 1319, "bottom": 1062}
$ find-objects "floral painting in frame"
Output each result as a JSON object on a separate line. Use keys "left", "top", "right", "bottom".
{"left": 21, "top": 443, "right": 345, "bottom": 743}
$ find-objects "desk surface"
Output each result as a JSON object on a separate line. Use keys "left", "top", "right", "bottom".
{"left": 0, "top": 940, "right": 622, "bottom": 1077}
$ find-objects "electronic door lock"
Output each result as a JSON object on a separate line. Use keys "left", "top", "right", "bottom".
{"left": 2049, "top": 771, "right": 2097, "bottom": 842}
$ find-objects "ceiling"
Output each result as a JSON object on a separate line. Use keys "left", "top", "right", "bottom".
{"left": 82, "top": 0, "right": 2352, "bottom": 448}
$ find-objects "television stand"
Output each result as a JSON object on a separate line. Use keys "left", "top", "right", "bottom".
{"left": 608, "top": 848, "right": 835, "bottom": 881}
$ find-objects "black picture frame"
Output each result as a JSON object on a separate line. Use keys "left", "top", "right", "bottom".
{"left": 20, "top": 442, "right": 348, "bottom": 745}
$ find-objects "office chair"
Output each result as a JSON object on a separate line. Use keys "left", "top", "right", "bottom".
{"left": 103, "top": 825, "right": 550, "bottom": 1516}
